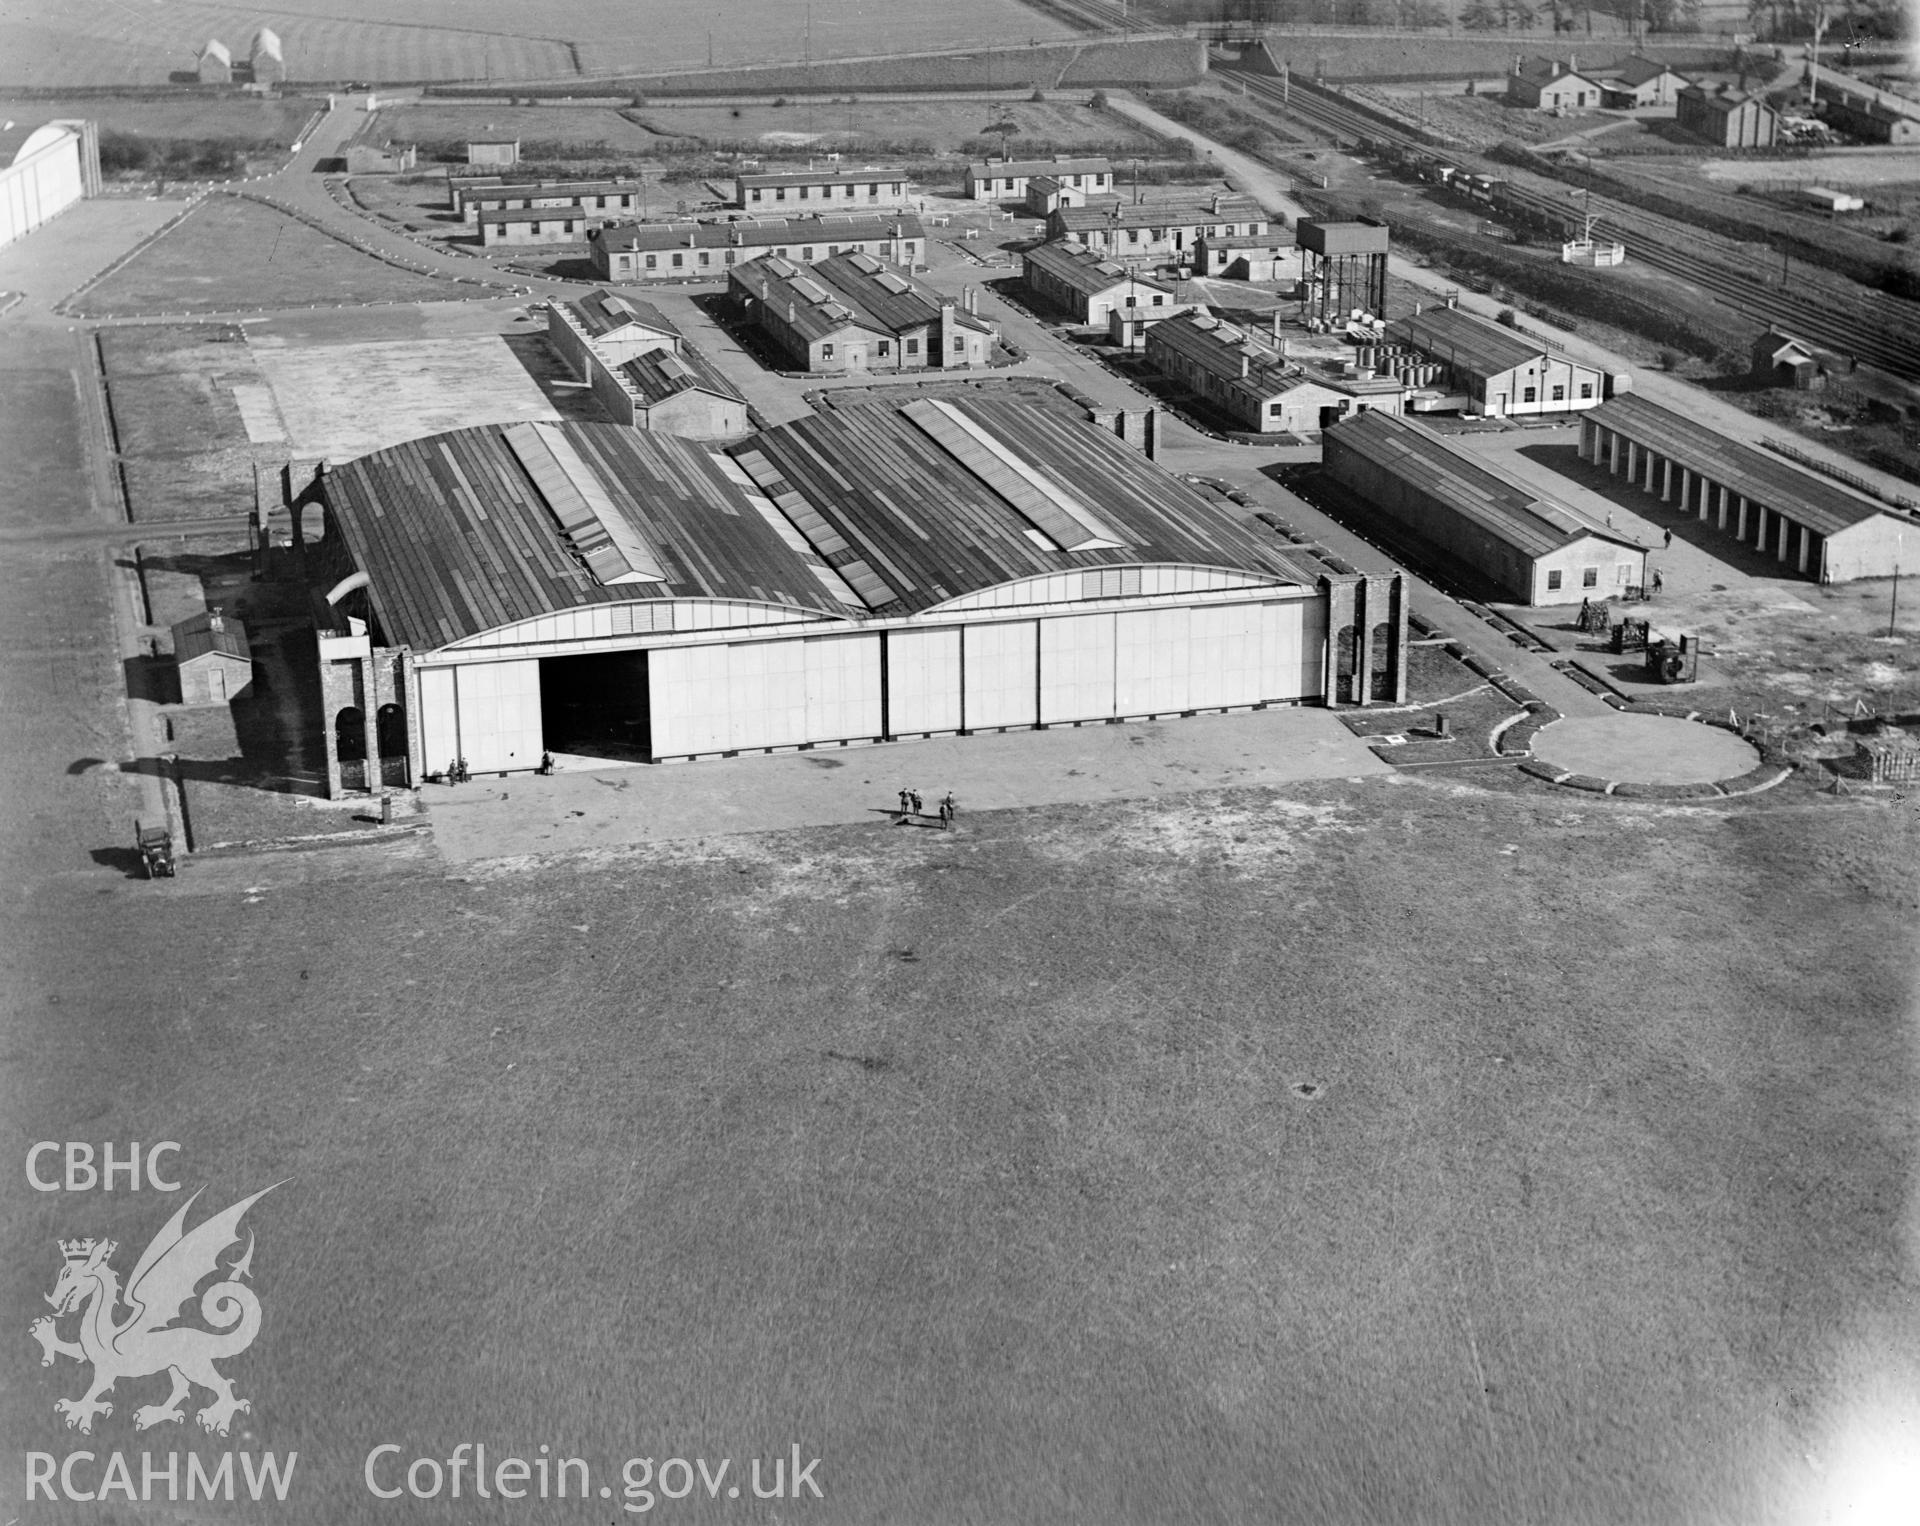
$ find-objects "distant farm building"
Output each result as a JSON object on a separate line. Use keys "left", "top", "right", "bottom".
{"left": 466, "top": 138, "right": 520, "bottom": 167}
{"left": 964, "top": 155, "right": 1113, "bottom": 202}
{"left": 1323, "top": 411, "right": 1646, "bottom": 605}
{"left": 346, "top": 140, "right": 417, "bottom": 174}
{"left": 197, "top": 40, "right": 233, "bottom": 84}
{"left": 1676, "top": 85, "right": 1778, "bottom": 148}
{"left": 546, "top": 289, "right": 748, "bottom": 441}
{"left": 296, "top": 399, "right": 1408, "bottom": 791}
{"left": 729, "top": 250, "right": 995, "bottom": 374}
{"left": 590, "top": 214, "right": 923, "bottom": 282}
{"left": 250, "top": 29, "right": 285, "bottom": 85}
{"left": 452, "top": 177, "right": 645, "bottom": 225}
{"left": 1809, "top": 66, "right": 1920, "bottom": 145}
{"left": 1020, "top": 239, "right": 1184, "bottom": 327}
{"left": 1582, "top": 393, "right": 1911, "bottom": 582}
{"left": 733, "top": 166, "right": 913, "bottom": 211}
{"left": 1048, "top": 194, "right": 1269, "bottom": 262}
{"left": 0, "top": 119, "right": 99, "bottom": 249}
{"left": 1592, "top": 56, "right": 1693, "bottom": 109}
{"left": 1146, "top": 311, "right": 1404, "bottom": 435}
{"left": 1506, "top": 56, "right": 1605, "bottom": 111}
{"left": 172, "top": 610, "right": 254, "bottom": 704}
{"left": 1385, "top": 304, "right": 1607, "bottom": 418}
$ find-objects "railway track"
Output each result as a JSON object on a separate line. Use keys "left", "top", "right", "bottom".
{"left": 1217, "top": 61, "right": 1920, "bottom": 383}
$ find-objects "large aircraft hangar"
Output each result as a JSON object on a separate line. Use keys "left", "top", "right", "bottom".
{"left": 300, "top": 398, "right": 1404, "bottom": 793}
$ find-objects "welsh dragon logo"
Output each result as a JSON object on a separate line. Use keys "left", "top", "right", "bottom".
{"left": 30, "top": 1183, "right": 281, "bottom": 1437}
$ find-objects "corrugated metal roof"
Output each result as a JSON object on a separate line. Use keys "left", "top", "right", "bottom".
{"left": 1385, "top": 306, "right": 1547, "bottom": 381}
{"left": 1587, "top": 393, "right": 1892, "bottom": 537}
{"left": 325, "top": 425, "right": 850, "bottom": 651}
{"left": 1325, "top": 411, "right": 1634, "bottom": 560}
{"left": 743, "top": 397, "right": 1319, "bottom": 615}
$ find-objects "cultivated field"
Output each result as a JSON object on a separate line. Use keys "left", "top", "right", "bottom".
{"left": 69, "top": 196, "right": 468, "bottom": 318}
{"left": 0, "top": 0, "right": 1079, "bottom": 88}
{"left": 8, "top": 772, "right": 1919, "bottom": 1522}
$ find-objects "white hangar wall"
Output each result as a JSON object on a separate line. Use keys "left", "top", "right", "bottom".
{"left": 405, "top": 580, "right": 1336, "bottom": 772}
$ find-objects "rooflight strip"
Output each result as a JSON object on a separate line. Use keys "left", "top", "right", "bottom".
{"left": 502, "top": 422, "right": 667, "bottom": 586}
{"left": 900, "top": 399, "right": 1126, "bottom": 553}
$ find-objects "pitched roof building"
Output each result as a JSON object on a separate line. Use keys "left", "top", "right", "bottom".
{"left": 547, "top": 290, "right": 747, "bottom": 441}
{"left": 1384, "top": 304, "right": 1607, "bottom": 417}
{"left": 1146, "top": 311, "right": 1404, "bottom": 434}
{"left": 1676, "top": 84, "right": 1778, "bottom": 147}
{"left": 1324, "top": 411, "right": 1647, "bottom": 605}
{"left": 733, "top": 166, "right": 914, "bottom": 210}
{"left": 590, "top": 213, "right": 923, "bottom": 282}
{"left": 1047, "top": 193, "right": 1269, "bottom": 260}
{"left": 1506, "top": 56, "right": 1605, "bottom": 111}
{"left": 1021, "top": 238, "right": 1184, "bottom": 326}
{"left": 729, "top": 250, "right": 994, "bottom": 373}
{"left": 1592, "top": 55, "right": 1692, "bottom": 108}
{"left": 965, "top": 155, "right": 1113, "bottom": 201}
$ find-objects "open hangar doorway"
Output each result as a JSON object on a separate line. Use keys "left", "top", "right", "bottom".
{"left": 539, "top": 649, "right": 650, "bottom": 764}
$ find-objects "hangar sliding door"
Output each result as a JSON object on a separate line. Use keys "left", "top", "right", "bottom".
{"left": 455, "top": 660, "right": 543, "bottom": 773}
{"left": 886, "top": 628, "right": 961, "bottom": 735}
{"left": 649, "top": 635, "right": 883, "bottom": 758}
{"left": 962, "top": 621, "right": 1038, "bottom": 731}
{"left": 803, "top": 634, "right": 882, "bottom": 743}
{"left": 1115, "top": 607, "right": 1191, "bottom": 716}
{"left": 1039, "top": 613, "right": 1116, "bottom": 724}
{"left": 417, "top": 667, "right": 459, "bottom": 779}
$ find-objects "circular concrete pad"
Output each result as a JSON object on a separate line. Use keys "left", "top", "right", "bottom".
{"left": 1532, "top": 713, "right": 1759, "bottom": 786}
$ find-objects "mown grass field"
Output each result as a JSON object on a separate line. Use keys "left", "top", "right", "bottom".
{"left": 0, "top": 93, "right": 325, "bottom": 144}
{"left": 637, "top": 99, "right": 1158, "bottom": 153}
{"left": 6, "top": 774, "right": 1917, "bottom": 1523}
{"left": 70, "top": 197, "right": 464, "bottom": 317}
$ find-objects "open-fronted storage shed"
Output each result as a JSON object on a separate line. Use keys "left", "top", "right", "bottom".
{"left": 1580, "top": 394, "right": 1913, "bottom": 582}
{"left": 297, "top": 401, "right": 1406, "bottom": 794}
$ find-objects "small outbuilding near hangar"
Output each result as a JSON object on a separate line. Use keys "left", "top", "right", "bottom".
{"left": 298, "top": 400, "right": 1407, "bottom": 791}
{"left": 172, "top": 610, "right": 253, "bottom": 703}
{"left": 1323, "top": 411, "right": 1647, "bottom": 605}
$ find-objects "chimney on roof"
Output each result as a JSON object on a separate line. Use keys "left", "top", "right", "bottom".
{"left": 1272, "top": 309, "right": 1283, "bottom": 340}
{"left": 1240, "top": 351, "right": 1250, "bottom": 379}
{"left": 208, "top": 607, "right": 224, "bottom": 633}
{"left": 1552, "top": 58, "right": 1562, "bottom": 77}
{"left": 788, "top": 301, "right": 796, "bottom": 323}
{"left": 1568, "top": 51, "right": 1578, "bottom": 75}
{"left": 1211, "top": 192, "right": 1222, "bottom": 214}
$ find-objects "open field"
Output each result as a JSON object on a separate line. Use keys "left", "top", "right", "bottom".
{"left": 7, "top": 771, "right": 1920, "bottom": 1522}
{"left": 366, "top": 104, "right": 669, "bottom": 160}
{"left": 0, "top": 0, "right": 1079, "bottom": 88}
{"left": 69, "top": 196, "right": 467, "bottom": 317}
{"left": 635, "top": 98, "right": 1160, "bottom": 153}
{"left": 0, "top": 92, "right": 324, "bottom": 146}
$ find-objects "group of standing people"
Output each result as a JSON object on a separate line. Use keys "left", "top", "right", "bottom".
{"left": 897, "top": 788, "right": 958, "bottom": 830}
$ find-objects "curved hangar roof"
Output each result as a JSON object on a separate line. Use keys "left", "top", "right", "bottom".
{"left": 323, "top": 398, "right": 1317, "bottom": 654}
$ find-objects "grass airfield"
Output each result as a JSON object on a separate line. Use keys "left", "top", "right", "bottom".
{"left": 8, "top": 775, "right": 1918, "bottom": 1523}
